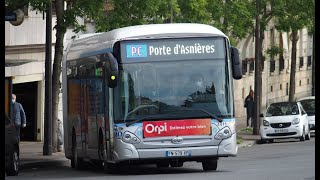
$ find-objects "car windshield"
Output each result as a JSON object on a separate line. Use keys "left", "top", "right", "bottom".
{"left": 299, "top": 99, "right": 315, "bottom": 116}
{"left": 114, "top": 59, "right": 232, "bottom": 123}
{"left": 266, "top": 102, "right": 299, "bottom": 117}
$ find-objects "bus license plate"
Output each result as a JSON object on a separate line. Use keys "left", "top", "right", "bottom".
{"left": 166, "top": 150, "right": 191, "bottom": 157}
{"left": 275, "top": 129, "right": 288, "bottom": 133}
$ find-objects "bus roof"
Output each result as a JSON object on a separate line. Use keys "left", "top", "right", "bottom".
{"left": 65, "top": 23, "right": 227, "bottom": 60}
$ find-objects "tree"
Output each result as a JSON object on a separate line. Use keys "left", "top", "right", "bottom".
{"left": 102, "top": 0, "right": 180, "bottom": 31}
{"left": 272, "top": 0, "right": 314, "bottom": 102}
{"left": 26, "top": 0, "right": 105, "bottom": 152}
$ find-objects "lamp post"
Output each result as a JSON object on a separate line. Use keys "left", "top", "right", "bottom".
{"left": 253, "top": 0, "right": 261, "bottom": 135}
{"left": 43, "top": 1, "right": 52, "bottom": 155}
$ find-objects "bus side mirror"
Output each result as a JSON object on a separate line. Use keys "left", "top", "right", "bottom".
{"left": 105, "top": 53, "right": 119, "bottom": 88}
{"left": 231, "top": 47, "right": 242, "bottom": 80}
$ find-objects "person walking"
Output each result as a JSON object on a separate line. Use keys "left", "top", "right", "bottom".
{"left": 244, "top": 90, "right": 254, "bottom": 128}
{"left": 11, "top": 94, "right": 27, "bottom": 141}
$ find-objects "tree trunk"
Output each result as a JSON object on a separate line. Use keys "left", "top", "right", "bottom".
{"left": 289, "top": 31, "right": 298, "bottom": 102}
{"left": 52, "top": 0, "right": 66, "bottom": 153}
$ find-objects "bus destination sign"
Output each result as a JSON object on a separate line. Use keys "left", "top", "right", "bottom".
{"left": 120, "top": 37, "right": 225, "bottom": 62}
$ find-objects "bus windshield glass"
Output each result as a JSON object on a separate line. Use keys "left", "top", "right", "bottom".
{"left": 114, "top": 37, "right": 231, "bottom": 123}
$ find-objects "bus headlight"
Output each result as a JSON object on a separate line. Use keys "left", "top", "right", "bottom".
{"left": 122, "top": 131, "right": 141, "bottom": 144}
{"left": 214, "top": 127, "right": 232, "bottom": 140}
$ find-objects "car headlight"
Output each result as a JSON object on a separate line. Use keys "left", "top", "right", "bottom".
{"left": 214, "top": 127, "right": 232, "bottom": 140}
{"left": 122, "top": 131, "right": 141, "bottom": 144}
{"left": 292, "top": 118, "right": 300, "bottom": 125}
{"left": 263, "top": 120, "right": 270, "bottom": 126}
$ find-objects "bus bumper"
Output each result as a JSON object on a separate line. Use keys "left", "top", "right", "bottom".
{"left": 113, "top": 133, "right": 237, "bottom": 162}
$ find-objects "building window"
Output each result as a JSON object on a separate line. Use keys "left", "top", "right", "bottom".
{"left": 242, "top": 60, "right": 248, "bottom": 75}
{"left": 307, "top": 56, "right": 312, "bottom": 67}
{"left": 307, "top": 79, "right": 310, "bottom": 84}
{"left": 299, "top": 57, "right": 304, "bottom": 68}
{"left": 270, "top": 85, "right": 273, "bottom": 92}
{"left": 299, "top": 80, "right": 302, "bottom": 86}
{"left": 52, "top": 1, "right": 56, "bottom": 16}
{"left": 249, "top": 61, "right": 254, "bottom": 72}
{"left": 279, "top": 56, "right": 285, "bottom": 71}
{"left": 280, "top": 84, "right": 282, "bottom": 90}
{"left": 270, "top": 60, "right": 275, "bottom": 73}
{"left": 286, "top": 83, "right": 289, "bottom": 95}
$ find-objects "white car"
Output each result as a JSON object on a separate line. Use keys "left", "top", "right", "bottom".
{"left": 260, "top": 102, "right": 310, "bottom": 143}
{"left": 298, "top": 96, "right": 315, "bottom": 135}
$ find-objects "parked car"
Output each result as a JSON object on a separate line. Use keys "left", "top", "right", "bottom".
{"left": 5, "top": 114, "right": 20, "bottom": 176}
{"left": 298, "top": 96, "right": 315, "bottom": 135}
{"left": 260, "top": 102, "right": 310, "bottom": 143}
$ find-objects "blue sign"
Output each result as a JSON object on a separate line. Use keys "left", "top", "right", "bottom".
{"left": 126, "top": 44, "right": 148, "bottom": 58}
{"left": 5, "top": 12, "right": 17, "bottom": 21}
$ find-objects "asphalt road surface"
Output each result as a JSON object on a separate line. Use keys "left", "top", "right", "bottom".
{"left": 6, "top": 138, "right": 315, "bottom": 180}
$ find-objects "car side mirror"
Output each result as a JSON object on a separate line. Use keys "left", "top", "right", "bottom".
{"left": 259, "top": 113, "right": 264, "bottom": 117}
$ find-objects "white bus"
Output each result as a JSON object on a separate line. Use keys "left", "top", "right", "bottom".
{"left": 62, "top": 23, "right": 242, "bottom": 172}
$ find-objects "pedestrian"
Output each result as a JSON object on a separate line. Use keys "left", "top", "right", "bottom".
{"left": 244, "top": 90, "right": 254, "bottom": 128}
{"left": 11, "top": 94, "right": 27, "bottom": 141}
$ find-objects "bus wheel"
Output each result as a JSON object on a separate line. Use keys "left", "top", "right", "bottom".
{"left": 170, "top": 161, "right": 183, "bottom": 167}
{"left": 71, "top": 138, "right": 84, "bottom": 170}
{"left": 103, "top": 162, "right": 118, "bottom": 174}
{"left": 202, "top": 158, "right": 218, "bottom": 171}
{"left": 156, "top": 162, "right": 169, "bottom": 168}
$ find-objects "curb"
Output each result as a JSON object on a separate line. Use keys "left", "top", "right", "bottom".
{"left": 20, "top": 159, "right": 70, "bottom": 170}
{"left": 238, "top": 140, "right": 257, "bottom": 148}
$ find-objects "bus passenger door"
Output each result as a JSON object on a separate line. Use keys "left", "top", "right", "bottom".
{"left": 104, "top": 78, "right": 112, "bottom": 162}
{"left": 80, "top": 78, "right": 88, "bottom": 158}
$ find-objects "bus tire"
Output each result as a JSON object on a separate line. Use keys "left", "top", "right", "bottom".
{"left": 71, "top": 134, "right": 84, "bottom": 170}
{"left": 103, "top": 162, "right": 118, "bottom": 174}
{"left": 202, "top": 158, "right": 218, "bottom": 171}
{"left": 156, "top": 162, "right": 169, "bottom": 168}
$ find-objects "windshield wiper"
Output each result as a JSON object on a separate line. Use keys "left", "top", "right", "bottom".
{"left": 178, "top": 109, "right": 223, "bottom": 122}
{"left": 125, "top": 114, "right": 178, "bottom": 127}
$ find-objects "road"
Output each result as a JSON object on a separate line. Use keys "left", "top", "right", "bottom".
{"left": 6, "top": 138, "right": 315, "bottom": 180}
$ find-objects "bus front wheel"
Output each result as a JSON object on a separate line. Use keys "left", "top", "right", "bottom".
{"left": 202, "top": 159, "right": 218, "bottom": 171}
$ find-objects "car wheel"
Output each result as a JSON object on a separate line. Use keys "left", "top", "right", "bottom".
{"left": 202, "top": 159, "right": 218, "bottom": 171}
{"left": 300, "top": 127, "right": 305, "bottom": 141}
{"left": 260, "top": 138, "right": 266, "bottom": 144}
{"left": 6, "top": 148, "right": 19, "bottom": 176}
{"left": 268, "top": 139, "right": 274, "bottom": 143}
{"left": 305, "top": 127, "right": 311, "bottom": 140}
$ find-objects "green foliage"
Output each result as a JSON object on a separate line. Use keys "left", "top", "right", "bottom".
{"left": 100, "top": 0, "right": 180, "bottom": 31}
{"left": 101, "top": 0, "right": 256, "bottom": 45}
{"left": 5, "top": 0, "right": 31, "bottom": 11}
{"left": 28, "top": 0, "right": 105, "bottom": 34}
{"left": 265, "top": 45, "right": 285, "bottom": 58}
{"left": 272, "top": 0, "right": 314, "bottom": 33}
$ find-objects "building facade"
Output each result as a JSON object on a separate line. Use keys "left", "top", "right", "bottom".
{"left": 5, "top": 6, "right": 82, "bottom": 141}
{"left": 234, "top": 22, "right": 313, "bottom": 128}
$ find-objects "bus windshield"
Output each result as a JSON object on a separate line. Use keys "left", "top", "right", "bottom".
{"left": 114, "top": 59, "right": 231, "bottom": 123}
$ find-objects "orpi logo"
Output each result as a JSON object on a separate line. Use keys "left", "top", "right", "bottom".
{"left": 144, "top": 122, "right": 167, "bottom": 135}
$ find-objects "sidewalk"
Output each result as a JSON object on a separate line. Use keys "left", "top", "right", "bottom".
{"left": 237, "top": 128, "right": 261, "bottom": 148}
{"left": 19, "top": 141, "right": 70, "bottom": 170}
